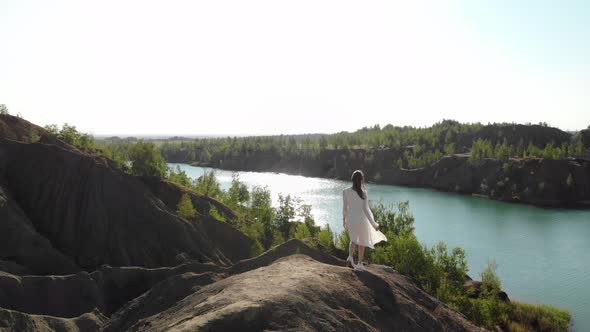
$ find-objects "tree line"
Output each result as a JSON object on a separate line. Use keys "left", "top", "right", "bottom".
{"left": 102, "top": 119, "right": 587, "bottom": 170}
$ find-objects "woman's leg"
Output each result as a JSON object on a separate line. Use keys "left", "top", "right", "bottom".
{"left": 348, "top": 241, "right": 355, "bottom": 258}
{"left": 358, "top": 245, "right": 365, "bottom": 265}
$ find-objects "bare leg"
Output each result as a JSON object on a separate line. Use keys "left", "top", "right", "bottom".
{"left": 358, "top": 246, "right": 365, "bottom": 266}
{"left": 346, "top": 241, "right": 356, "bottom": 267}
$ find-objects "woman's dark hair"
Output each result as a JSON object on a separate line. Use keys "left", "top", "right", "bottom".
{"left": 351, "top": 170, "right": 366, "bottom": 199}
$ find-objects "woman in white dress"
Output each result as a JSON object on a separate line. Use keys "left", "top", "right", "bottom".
{"left": 342, "top": 170, "right": 387, "bottom": 271}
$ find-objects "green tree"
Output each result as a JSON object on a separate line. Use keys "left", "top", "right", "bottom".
{"left": 275, "top": 194, "right": 296, "bottom": 239}
{"left": 294, "top": 223, "right": 311, "bottom": 239}
{"left": 128, "top": 141, "right": 167, "bottom": 177}
{"left": 194, "top": 170, "right": 221, "bottom": 198}
{"left": 78, "top": 133, "right": 96, "bottom": 149}
{"left": 0, "top": 104, "right": 9, "bottom": 115}
{"left": 176, "top": 193, "right": 196, "bottom": 220}
{"left": 58, "top": 123, "right": 81, "bottom": 146}
{"left": 444, "top": 143, "right": 456, "bottom": 155}
{"left": 270, "top": 230, "right": 285, "bottom": 248}
{"left": 227, "top": 173, "right": 250, "bottom": 208}
{"left": 298, "top": 203, "right": 316, "bottom": 236}
{"left": 566, "top": 173, "right": 574, "bottom": 187}
{"left": 249, "top": 186, "right": 275, "bottom": 246}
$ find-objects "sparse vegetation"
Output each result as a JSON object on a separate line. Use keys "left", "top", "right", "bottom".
{"left": 0, "top": 104, "right": 9, "bottom": 115}
{"left": 44, "top": 123, "right": 97, "bottom": 149}
{"left": 566, "top": 173, "right": 574, "bottom": 187}
{"left": 508, "top": 302, "right": 571, "bottom": 332}
{"left": 176, "top": 193, "right": 196, "bottom": 220}
{"left": 31, "top": 132, "right": 40, "bottom": 143}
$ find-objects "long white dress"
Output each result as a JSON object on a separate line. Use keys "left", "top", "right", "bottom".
{"left": 343, "top": 187, "right": 387, "bottom": 249}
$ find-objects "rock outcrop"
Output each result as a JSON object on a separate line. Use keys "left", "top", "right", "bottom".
{"left": 104, "top": 253, "right": 482, "bottom": 332}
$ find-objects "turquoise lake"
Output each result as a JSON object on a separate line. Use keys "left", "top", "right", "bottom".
{"left": 170, "top": 163, "right": 590, "bottom": 331}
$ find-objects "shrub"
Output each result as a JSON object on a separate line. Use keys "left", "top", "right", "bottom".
{"left": 250, "top": 239, "right": 265, "bottom": 257}
{"left": 0, "top": 104, "right": 8, "bottom": 115}
{"left": 566, "top": 173, "right": 573, "bottom": 187}
{"left": 335, "top": 229, "right": 351, "bottom": 251}
{"left": 176, "top": 193, "right": 196, "bottom": 220}
{"left": 31, "top": 132, "right": 40, "bottom": 143}
{"left": 316, "top": 225, "right": 335, "bottom": 250}
{"left": 294, "top": 223, "right": 311, "bottom": 239}
{"left": 209, "top": 205, "right": 226, "bottom": 222}
{"left": 167, "top": 166, "right": 192, "bottom": 188}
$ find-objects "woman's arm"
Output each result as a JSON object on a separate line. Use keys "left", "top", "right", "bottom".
{"left": 342, "top": 190, "right": 348, "bottom": 229}
{"left": 363, "top": 196, "right": 379, "bottom": 229}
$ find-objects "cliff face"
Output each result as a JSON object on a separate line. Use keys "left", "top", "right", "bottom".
{"left": 0, "top": 184, "right": 80, "bottom": 275}
{"left": 0, "top": 140, "right": 231, "bottom": 270}
{"left": 378, "top": 155, "right": 590, "bottom": 207}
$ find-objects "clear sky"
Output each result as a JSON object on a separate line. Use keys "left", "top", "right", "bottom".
{"left": 1, "top": 0, "right": 588, "bottom": 135}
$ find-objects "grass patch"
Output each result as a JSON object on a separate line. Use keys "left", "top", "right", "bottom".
{"left": 507, "top": 302, "right": 571, "bottom": 332}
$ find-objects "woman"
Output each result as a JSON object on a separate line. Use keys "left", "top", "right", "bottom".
{"left": 342, "top": 170, "right": 387, "bottom": 271}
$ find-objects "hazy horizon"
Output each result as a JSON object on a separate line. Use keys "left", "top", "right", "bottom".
{"left": 91, "top": 118, "right": 582, "bottom": 139}
{"left": 1, "top": 1, "right": 589, "bottom": 135}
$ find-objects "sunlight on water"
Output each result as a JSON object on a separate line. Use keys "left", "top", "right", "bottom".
{"left": 170, "top": 163, "right": 590, "bottom": 331}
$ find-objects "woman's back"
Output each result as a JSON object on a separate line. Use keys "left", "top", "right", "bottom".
{"left": 343, "top": 187, "right": 369, "bottom": 225}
